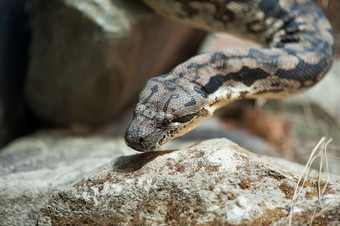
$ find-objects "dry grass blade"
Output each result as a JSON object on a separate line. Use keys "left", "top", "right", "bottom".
{"left": 302, "top": 102, "right": 315, "bottom": 126}
{"left": 288, "top": 137, "right": 332, "bottom": 226}
{"left": 309, "top": 138, "right": 331, "bottom": 224}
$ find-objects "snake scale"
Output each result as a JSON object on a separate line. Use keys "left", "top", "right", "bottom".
{"left": 125, "top": 0, "right": 335, "bottom": 152}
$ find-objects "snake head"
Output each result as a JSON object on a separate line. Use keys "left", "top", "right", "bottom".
{"left": 125, "top": 76, "right": 210, "bottom": 152}
{"left": 124, "top": 103, "right": 174, "bottom": 151}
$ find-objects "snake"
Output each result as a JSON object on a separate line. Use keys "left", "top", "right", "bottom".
{"left": 125, "top": 0, "right": 335, "bottom": 152}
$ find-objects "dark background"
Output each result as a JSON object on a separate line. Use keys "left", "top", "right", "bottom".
{"left": 0, "top": 0, "right": 37, "bottom": 147}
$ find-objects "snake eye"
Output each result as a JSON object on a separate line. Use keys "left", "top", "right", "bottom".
{"left": 161, "top": 120, "right": 170, "bottom": 127}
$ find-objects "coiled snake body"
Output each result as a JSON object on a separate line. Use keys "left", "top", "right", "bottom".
{"left": 125, "top": 0, "right": 335, "bottom": 152}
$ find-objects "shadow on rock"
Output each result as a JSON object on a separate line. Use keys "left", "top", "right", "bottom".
{"left": 113, "top": 150, "right": 175, "bottom": 173}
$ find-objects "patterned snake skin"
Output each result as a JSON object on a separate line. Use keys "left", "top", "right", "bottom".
{"left": 125, "top": 0, "right": 335, "bottom": 152}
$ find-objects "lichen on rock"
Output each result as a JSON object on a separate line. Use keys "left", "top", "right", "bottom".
{"left": 37, "top": 138, "right": 340, "bottom": 225}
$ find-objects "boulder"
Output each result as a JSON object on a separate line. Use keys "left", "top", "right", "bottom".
{"left": 0, "top": 135, "right": 134, "bottom": 226}
{"left": 26, "top": 0, "right": 205, "bottom": 126}
{"left": 37, "top": 138, "right": 340, "bottom": 225}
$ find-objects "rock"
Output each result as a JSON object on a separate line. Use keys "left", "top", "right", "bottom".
{"left": 0, "top": 0, "right": 38, "bottom": 147}
{"left": 26, "top": 0, "right": 205, "bottom": 126}
{"left": 37, "top": 138, "right": 340, "bottom": 225}
{"left": 199, "top": 32, "right": 259, "bottom": 53}
{"left": 0, "top": 134, "right": 134, "bottom": 226}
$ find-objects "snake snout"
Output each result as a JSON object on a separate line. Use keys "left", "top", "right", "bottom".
{"left": 125, "top": 131, "right": 147, "bottom": 152}
{"left": 125, "top": 122, "right": 161, "bottom": 152}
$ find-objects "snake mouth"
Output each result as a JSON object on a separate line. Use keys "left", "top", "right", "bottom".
{"left": 125, "top": 120, "right": 193, "bottom": 152}
{"left": 125, "top": 108, "right": 211, "bottom": 152}
{"left": 125, "top": 137, "right": 163, "bottom": 153}
{"left": 125, "top": 141, "right": 158, "bottom": 152}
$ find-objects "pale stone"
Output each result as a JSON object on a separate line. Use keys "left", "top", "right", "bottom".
{"left": 0, "top": 135, "right": 134, "bottom": 226}
{"left": 36, "top": 138, "right": 340, "bottom": 225}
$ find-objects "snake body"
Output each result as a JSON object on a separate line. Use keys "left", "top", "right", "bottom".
{"left": 125, "top": 0, "right": 335, "bottom": 152}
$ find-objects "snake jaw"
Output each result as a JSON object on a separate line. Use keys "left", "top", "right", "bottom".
{"left": 125, "top": 121, "right": 183, "bottom": 152}
{"left": 124, "top": 126, "right": 163, "bottom": 152}
{"left": 125, "top": 127, "right": 161, "bottom": 152}
{"left": 124, "top": 115, "right": 161, "bottom": 152}
{"left": 125, "top": 105, "right": 210, "bottom": 152}
{"left": 124, "top": 104, "right": 172, "bottom": 152}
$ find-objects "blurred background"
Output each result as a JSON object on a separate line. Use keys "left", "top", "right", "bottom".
{"left": 0, "top": 0, "right": 339, "bottom": 174}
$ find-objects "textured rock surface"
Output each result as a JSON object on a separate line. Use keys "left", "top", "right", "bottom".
{"left": 0, "top": 135, "right": 134, "bottom": 226}
{"left": 26, "top": 0, "right": 205, "bottom": 126}
{"left": 37, "top": 139, "right": 340, "bottom": 225}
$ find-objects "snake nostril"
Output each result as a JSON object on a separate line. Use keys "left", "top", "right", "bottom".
{"left": 138, "top": 137, "right": 144, "bottom": 143}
